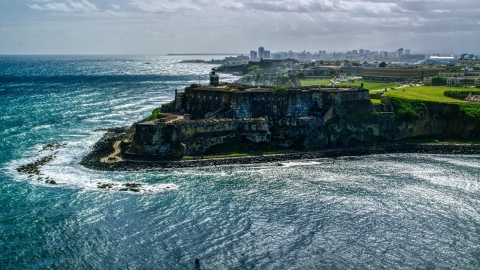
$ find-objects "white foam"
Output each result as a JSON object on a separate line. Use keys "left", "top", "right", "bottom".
{"left": 427, "top": 154, "right": 480, "bottom": 169}
{"left": 6, "top": 132, "right": 180, "bottom": 195}
{"left": 277, "top": 160, "right": 323, "bottom": 167}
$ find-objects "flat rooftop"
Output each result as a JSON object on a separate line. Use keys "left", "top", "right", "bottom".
{"left": 187, "top": 83, "right": 362, "bottom": 93}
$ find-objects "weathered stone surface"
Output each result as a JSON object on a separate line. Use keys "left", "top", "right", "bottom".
{"left": 127, "top": 117, "right": 271, "bottom": 156}
{"left": 172, "top": 142, "right": 186, "bottom": 158}
{"left": 126, "top": 85, "right": 379, "bottom": 157}
{"left": 125, "top": 84, "right": 473, "bottom": 158}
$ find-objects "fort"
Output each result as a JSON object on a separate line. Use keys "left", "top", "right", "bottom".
{"left": 123, "top": 69, "right": 389, "bottom": 160}
{"left": 81, "top": 69, "right": 480, "bottom": 168}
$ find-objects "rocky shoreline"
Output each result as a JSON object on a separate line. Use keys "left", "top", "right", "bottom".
{"left": 80, "top": 127, "right": 480, "bottom": 172}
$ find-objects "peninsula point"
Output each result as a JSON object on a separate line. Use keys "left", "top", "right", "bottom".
{"left": 82, "top": 69, "right": 480, "bottom": 170}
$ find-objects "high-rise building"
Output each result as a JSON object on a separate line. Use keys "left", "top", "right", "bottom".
{"left": 398, "top": 48, "right": 404, "bottom": 57}
{"left": 258, "top": 46, "right": 265, "bottom": 59}
{"left": 250, "top": 50, "right": 258, "bottom": 59}
{"left": 264, "top": 50, "right": 271, "bottom": 59}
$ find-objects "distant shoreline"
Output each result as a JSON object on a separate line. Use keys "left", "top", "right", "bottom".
{"left": 167, "top": 53, "right": 243, "bottom": 56}
{"left": 80, "top": 127, "right": 480, "bottom": 172}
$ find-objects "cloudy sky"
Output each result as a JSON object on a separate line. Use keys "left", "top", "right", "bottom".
{"left": 1, "top": 0, "right": 479, "bottom": 55}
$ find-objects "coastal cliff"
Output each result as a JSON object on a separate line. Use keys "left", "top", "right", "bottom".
{"left": 125, "top": 84, "right": 380, "bottom": 159}
{"left": 382, "top": 96, "right": 480, "bottom": 140}
{"left": 118, "top": 83, "right": 480, "bottom": 160}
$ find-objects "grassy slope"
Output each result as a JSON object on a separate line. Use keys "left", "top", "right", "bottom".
{"left": 384, "top": 86, "right": 469, "bottom": 103}
{"left": 299, "top": 78, "right": 332, "bottom": 86}
{"left": 144, "top": 107, "right": 161, "bottom": 121}
{"left": 352, "top": 82, "right": 401, "bottom": 90}
{"left": 371, "top": 99, "right": 382, "bottom": 105}
{"left": 300, "top": 79, "right": 401, "bottom": 90}
{"left": 384, "top": 86, "right": 480, "bottom": 121}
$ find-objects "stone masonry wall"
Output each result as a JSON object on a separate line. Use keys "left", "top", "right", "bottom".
{"left": 128, "top": 118, "right": 269, "bottom": 156}
{"left": 180, "top": 88, "right": 371, "bottom": 121}
{"left": 128, "top": 86, "right": 376, "bottom": 158}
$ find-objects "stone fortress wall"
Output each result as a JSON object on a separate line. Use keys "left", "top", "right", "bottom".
{"left": 129, "top": 117, "right": 270, "bottom": 156}
{"left": 172, "top": 86, "right": 372, "bottom": 120}
{"left": 126, "top": 84, "right": 377, "bottom": 158}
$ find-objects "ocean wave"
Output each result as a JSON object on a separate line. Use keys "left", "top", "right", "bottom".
{"left": 0, "top": 74, "right": 203, "bottom": 84}
{"left": 6, "top": 135, "right": 180, "bottom": 194}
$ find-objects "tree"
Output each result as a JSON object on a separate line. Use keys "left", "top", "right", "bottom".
{"left": 247, "top": 65, "right": 260, "bottom": 73}
{"left": 379, "top": 62, "right": 387, "bottom": 68}
{"left": 431, "top": 76, "right": 446, "bottom": 86}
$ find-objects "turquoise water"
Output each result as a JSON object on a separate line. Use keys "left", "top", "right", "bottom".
{"left": 1, "top": 55, "right": 480, "bottom": 269}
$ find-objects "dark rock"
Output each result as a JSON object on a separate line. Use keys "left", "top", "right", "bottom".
{"left": 97, "top": 183, "right": 113, "bottom": 189}
{"left": 125, "top": 183, "right": 141, "bottom": 187}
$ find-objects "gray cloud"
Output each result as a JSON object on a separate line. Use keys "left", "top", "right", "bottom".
{"left": 28, "top": 0, "right": 99, "bottom": 12}
{"left": 2, "top": 0, "right": 478, "bottom": 54}
{"left": 110, "top": 4, "right": 120, "bottom": 10}
{"left": 130, "top": 0, "right": 202, "bottom": 13}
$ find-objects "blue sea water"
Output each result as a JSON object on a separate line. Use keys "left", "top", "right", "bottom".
{"left": 1, "top": 55, "right": 480, "bottom": 269}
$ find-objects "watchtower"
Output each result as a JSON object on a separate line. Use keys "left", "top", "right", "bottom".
{"left": 209, "top": 68, "right": 219, "bottom": 86}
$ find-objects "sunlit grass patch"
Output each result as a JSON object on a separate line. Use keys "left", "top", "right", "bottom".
{"left": 385, "top": 86, "right": 470, "bottom": 103}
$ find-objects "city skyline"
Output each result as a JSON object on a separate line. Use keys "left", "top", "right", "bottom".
{"left": 1, "top": 0, "right": 479, "bottom": 55}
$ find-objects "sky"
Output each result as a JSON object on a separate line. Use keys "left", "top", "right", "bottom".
{"left": 1, "top": 0, "right": 479, "bottom": 55}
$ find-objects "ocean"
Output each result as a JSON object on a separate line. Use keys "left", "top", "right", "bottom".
{"left": 1, "top": 55, "right": 480, "bottom": 269}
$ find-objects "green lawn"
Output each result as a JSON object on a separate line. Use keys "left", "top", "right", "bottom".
{"left": 356, "top": 82, "right": 401, "bottom": 91}
{"left": 384, "top": 86, "right": 471, "bottom": 103}
{"left": 371, "top": 99, "right": 382, "bottom": 104}
{"left": 299, "top": 79, "right": 401, "bottom": 91}
{"left": 299, "top": 78, "right": 332, "bottom": 86}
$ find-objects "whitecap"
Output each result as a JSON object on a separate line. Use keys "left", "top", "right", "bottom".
{"left": 277, "top": 160, "right": 323, "bottom": 167}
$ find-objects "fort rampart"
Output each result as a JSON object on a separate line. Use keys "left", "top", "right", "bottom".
{"left": 127, "top": 84, "right": 377, "bottom": 158}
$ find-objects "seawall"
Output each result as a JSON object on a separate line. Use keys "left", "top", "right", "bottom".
{"left": 81, "top": 128, "right": 480, "bottom": 171}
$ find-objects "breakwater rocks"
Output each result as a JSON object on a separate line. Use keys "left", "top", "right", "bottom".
{"left": 82, "top": 130, "right": 480, "bottom": 171}
{"left": 17, "top": 142, "right": 68, "bottom": 184}
{"left": 97, "top": 182, "right": 148, "bottom": 192}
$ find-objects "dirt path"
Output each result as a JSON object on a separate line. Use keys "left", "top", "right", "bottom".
{"left": 100, "top": 140, "right": 123, "bottom": 163}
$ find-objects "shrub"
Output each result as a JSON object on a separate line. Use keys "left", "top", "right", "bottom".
{"left": 431, "top": 76, "right": 446, "bottom": 86}
{"left": 273, "top": 76, "right": 290, "bottom": 86}
{"left": 459, "top": 104, "right": 480, "bottom": 121}
{"left": 444, "top": 90, "right": 480, "bottom": 100}
{"left": 390, "top": 97, "right": 426, "bottom": 121}
{"left": 144, "top": 107, "right": 161, "bottom": 121}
